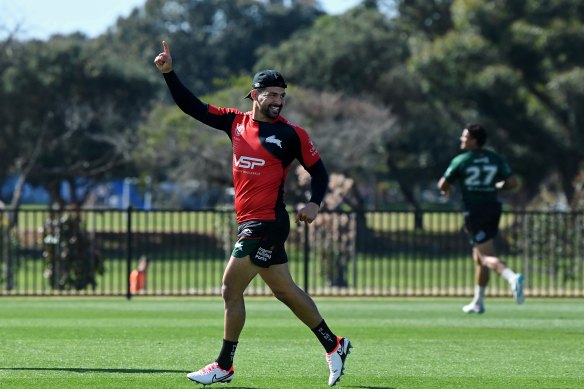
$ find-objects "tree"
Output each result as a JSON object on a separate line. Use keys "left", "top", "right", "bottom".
{"left": 255, "top": 6, "right": 456, "bottom": 220}
{"left": 256, "top": 0, "right": 584, "bottom": 211}
{"left": 283, "top": 87, "right": 398, "bottom": 200}
{"left": 0, "top": 35, "right": 156, "bottom": 208}
{"left": 256, "top": 7, "right": 403, "bottom": 95}
{"left": 0, "top": 35, "right": 26, "bottom": 201}
{"left": 103, "top": 0, "right": 324, "bottom": 96}
{"left": 408, "top": 0, "right": 584, "bottom": 209}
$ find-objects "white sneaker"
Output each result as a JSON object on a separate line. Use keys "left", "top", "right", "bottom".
{"left": 512, "top": 274, "right": 525, "bottom": 304}
{"left": 462, "top": 301, "right": 485, "bottom": 314}
{"left": 186, "top": 362, "right": 234, "bottom": 385}
{"left": 326, "top": 337, "right": 352, "bottom": 386}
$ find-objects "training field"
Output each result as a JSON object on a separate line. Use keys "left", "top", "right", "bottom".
{"left": 0, "top": 298, "right": 582, "bottom": 388}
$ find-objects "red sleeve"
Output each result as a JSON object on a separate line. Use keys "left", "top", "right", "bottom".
{"left": 294, "top": 126, "right": 321, "bottom": 168}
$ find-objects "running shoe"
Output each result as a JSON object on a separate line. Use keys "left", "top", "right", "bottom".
{"left": 462, "top": 301, "right": 485, "bottom": 314}
{"left": 186, "top": 362, "right": 234, "bottom": 385}
{"left": 326, "top": 337, "right": 352, "bottom": 386}
{"left": 512, "top": 273, "right": 525, "bottom": 304}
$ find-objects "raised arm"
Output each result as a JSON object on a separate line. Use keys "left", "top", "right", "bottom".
{"left": 153, "top": 41, "right": 211, "bottom": 121}
{"left": 153, "top": 41, "right": 237, "bottom": 132}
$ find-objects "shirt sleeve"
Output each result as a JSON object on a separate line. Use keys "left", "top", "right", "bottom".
{"left": 163, "top": 71, "right": 236, "bottom": 133}
{"left": 163, "top": 71, "right": 208, "bottom": 119}
{"left": 443, "top": 156, "right": 461, "bottom": 183}
{"left": 305, "top": 160, "right": 329, "bottom": 206}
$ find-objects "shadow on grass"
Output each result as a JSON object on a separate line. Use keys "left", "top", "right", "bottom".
{"left": 1, "top": 368, "right": 258, "bottom": 388}
{"left": 0, "top": 367, "right": 185, "bottom": 374}
{"left": 350, "top": 386, "right": 396, "bottom": 389}
{"left": 3, "top": 368, "right": 393, "bottom": 389}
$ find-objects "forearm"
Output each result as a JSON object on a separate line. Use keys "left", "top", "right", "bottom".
{"left": 437, "top": 177, "right": 451, "bottom": 195}
{"left": 496, "top": 176, "right": 518, "bottom": 191}
{"left": 306, "top": 160, "right": 329, "bottom": 206}
{"left": 163, "top": 71, "right": 208, "bottom": 119}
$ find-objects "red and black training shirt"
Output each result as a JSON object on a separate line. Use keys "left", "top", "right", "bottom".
{"left": 163, "top": 71, "right": 328, "bottom": 223}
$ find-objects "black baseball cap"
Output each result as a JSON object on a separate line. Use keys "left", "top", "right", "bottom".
{"left": 244, "top": 69, "right": 287, "bottom": 99}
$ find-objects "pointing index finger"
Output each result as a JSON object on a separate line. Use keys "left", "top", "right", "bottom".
{"left": 162, "top": 40, "right": 170, "bottom": 55}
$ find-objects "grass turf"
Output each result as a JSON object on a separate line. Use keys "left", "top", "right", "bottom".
{"left": 0, "top": 297, "right": 582, "bottom": 388}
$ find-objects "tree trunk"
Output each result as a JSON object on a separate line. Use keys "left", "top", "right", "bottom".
{"left": 386, "top": 153, "right": 424, "bottom": 230}
{"left": 557, "top": 152, "right": 580, "bottom": 210}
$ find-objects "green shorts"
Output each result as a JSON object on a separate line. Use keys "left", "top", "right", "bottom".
{"left": 231, "top": 214, "right": 290, "bottom": 268}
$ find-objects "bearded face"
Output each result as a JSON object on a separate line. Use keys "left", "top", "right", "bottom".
{"left": 254, "top": 87, "right": 286, "bottom": 121}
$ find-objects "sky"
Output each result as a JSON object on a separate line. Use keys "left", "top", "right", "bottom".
{"left": 0, "top": 0, "right": 362, "bottom": 40}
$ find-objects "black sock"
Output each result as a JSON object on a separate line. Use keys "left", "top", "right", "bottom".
{"left": 216, "top": 339, "right": 238, "bottom": 370}
{"left": 311, "top": 320, "right": 338, "bottom": 353}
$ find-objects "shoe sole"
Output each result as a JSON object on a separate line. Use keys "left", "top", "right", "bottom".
{"left": 463, "top": 308, "right": 485, "bottom": 314}
{"left": 330, "top": 340, "right": 352, "bottom": 387}
{"left": 187, "top": 372, "right": 234, "bottom": 385}
{"left": 187, "top": 378, "right": 233, "bottom": 385}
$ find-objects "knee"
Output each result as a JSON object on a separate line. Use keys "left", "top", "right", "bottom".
{"left": 271, "top": 285, "right": 302, "bottom": 305}
{"left": 271, "top": 287, "right": 288, "bottom": 303}
{"left": 221, "top": 283, "right": 241, "bottom": 304}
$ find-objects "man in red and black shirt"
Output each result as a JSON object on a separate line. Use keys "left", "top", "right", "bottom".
{"left": 154, "top": 41, "right": 351, "bottom": 387}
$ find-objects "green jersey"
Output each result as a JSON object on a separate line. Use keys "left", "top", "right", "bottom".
{"left": 443, "top": 148, "right": 512, "bottom": 207}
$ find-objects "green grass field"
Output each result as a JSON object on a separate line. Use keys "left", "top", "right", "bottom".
{"left": 0, "top": 298, "right": 583, "bottom": 388}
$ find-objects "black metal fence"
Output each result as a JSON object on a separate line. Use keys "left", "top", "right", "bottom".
{"left": 1, "top": 208, "right": 582, "bottom": 297}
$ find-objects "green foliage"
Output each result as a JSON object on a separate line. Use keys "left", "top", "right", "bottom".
{"left": 3, "top": 0, "right": 584, "bottom": 212}
{"left": 42, "top": 212, "right": 104, "bottom": 290}
{"left": 0, "top": 34, "right": 156, "bottom": 207}
{"left": 512, "top": 212, "right": 583, "bottom": 283}
{"left": 256, "top": 8, "right": 404, "bottom": 94}
{"left": 256, "top": 5, "right": 461, "bottom": 212}
{"left": 108, "top": 0, "right": 324, "bottom": 96}
{"left": 396, "top": 0, "right": 454, "bottom": 37}
{"left": 134, "top": 94, "right": 235, "bottom": 193}
{"left": 411, "top": 0, "right": 584, "bottom": 208}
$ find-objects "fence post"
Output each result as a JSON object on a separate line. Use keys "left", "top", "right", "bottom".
{"left": 126, "top": 206, "right": 133, "bottom": 300}
{"left": 303, "top": 223, "right": 309, "bottom": 293}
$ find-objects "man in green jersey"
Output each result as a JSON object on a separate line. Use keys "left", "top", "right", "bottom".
{"left": 438, "top": 123, "right": 524, "bottom": 314}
